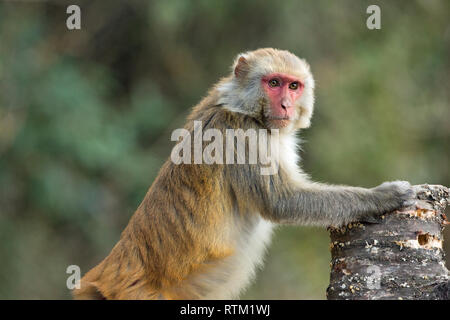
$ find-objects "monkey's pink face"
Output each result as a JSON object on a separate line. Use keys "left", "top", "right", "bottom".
{"left": 261, "top": 73, "right": 304, "bottom": 128}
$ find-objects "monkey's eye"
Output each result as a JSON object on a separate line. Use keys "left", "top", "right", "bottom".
{"left": 289, "top": 82, "right": 299, "bottom": 90}
{"left": 268, "top": 79, "right": 280, "bottom": 88}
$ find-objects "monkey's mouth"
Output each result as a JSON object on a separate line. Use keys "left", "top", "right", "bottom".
{"left": 267, "top": 117, "right": 292, "bottom": 128}
{"left": 268, "top": 116, "right": 291, "bottom": 120}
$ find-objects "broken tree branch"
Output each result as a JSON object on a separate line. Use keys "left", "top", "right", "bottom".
{"left": 327, "top": 184, "right": 450, "bottom": 300}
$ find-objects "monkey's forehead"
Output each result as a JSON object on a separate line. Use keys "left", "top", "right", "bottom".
{"left": 261, "top": 72, "right": 303, "bottom": 83}
{"left": 248, "top": 56, "right": 311, "bottom": 81}
{"left": 252, "top": 64, "right": 311, "bottom": 83}
{"left": 237, "top": 48, "right": 311, "bottom": 77}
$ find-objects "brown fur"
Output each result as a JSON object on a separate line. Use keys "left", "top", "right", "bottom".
{"left": 74, "top": 90, "right": 271, "bottom": 299}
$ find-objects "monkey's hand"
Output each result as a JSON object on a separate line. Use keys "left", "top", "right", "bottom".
{"left": 362, "top": 180, "right": 416, "bottom": 223}
{"left": 373, "top": 180, "right": 416, "bottom": 207}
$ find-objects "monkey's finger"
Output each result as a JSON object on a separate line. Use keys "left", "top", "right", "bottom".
{"left": 402, "top": 199, "right": 417, "bottom": 207}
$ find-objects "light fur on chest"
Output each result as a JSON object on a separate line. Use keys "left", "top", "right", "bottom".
{"left": 184, "top": 215, "right": 273, "bottom": 299}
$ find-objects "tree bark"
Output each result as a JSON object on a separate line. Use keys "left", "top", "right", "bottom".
{"left": 327, "top": 184, "right": 450, "bottom": 300}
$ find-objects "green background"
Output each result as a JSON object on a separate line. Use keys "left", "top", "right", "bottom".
{"left": 0, "top": 0, "right": 449, "bottom": 299}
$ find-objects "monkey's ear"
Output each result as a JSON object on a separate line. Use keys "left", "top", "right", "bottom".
{"left": 234, "top": 56, "right": 249, "bottom": 78}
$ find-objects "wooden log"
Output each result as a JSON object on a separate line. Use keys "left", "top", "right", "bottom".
{"left": 327, "top": 184, "right": 449, "bottom": 300}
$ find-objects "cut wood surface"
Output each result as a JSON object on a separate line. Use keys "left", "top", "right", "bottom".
{"left": 327, "top": 184, "right": 449, "bottom": 300}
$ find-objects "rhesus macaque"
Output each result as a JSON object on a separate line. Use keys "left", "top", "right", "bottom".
{"left": 73, "top": 48, "right": 415, "bottom": 300}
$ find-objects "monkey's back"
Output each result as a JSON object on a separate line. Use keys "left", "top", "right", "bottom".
{"left": 73, "top": 100, "right": 274, "bottom": 299}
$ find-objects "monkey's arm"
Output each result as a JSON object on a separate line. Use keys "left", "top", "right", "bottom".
{"left": 260, "top": 177, "right": 415, "bottom": 227}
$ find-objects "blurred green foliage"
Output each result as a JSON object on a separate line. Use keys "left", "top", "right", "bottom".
{"left": 0, "top": 0, "right": 449, "bottom": 299}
